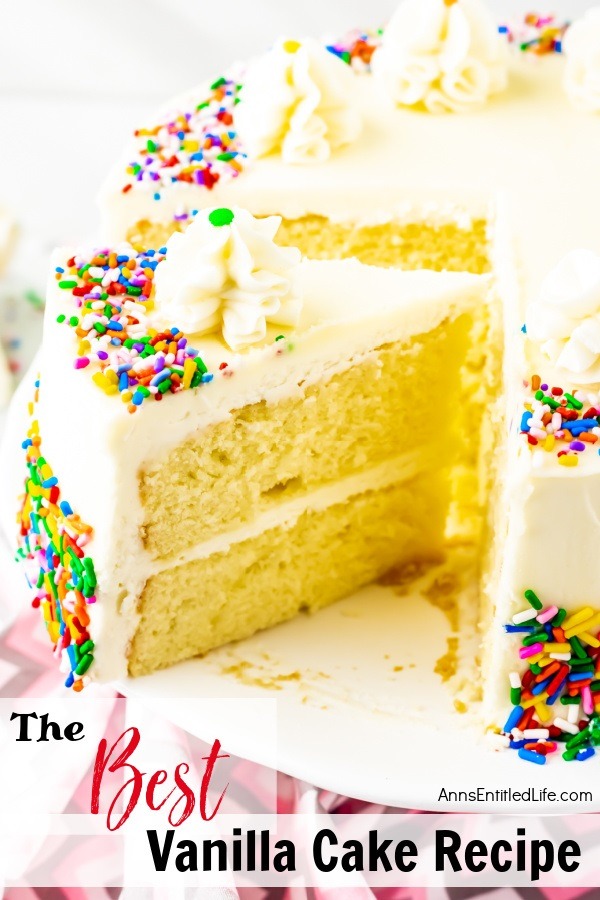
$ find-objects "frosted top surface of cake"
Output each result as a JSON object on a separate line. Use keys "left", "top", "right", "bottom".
{"left": 98, "top": 11, "right": 589, "bottom": 308}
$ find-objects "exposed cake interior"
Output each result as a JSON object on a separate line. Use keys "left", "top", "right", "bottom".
{"left": 127, "top": 214, "right": 491, "bottom": 275}
{"left": 125, "top": 214, "right": 499, "bottom": 677}
{"left": 3, "top": 208, "right": 501, "bottom": 689}
{"left": 132, "top": 311, "right": 481, "bottom": 674}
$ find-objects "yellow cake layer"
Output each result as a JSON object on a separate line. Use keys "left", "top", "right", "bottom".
{"left": 129, "top": 472, "right": 448, "bottom": 676}
{"left": 276, "top": 216, "right": 491, "bottom": 274}
{"left": 140, "top": 314, "right": 475, "bottom": 560}
{"left": 126, "top": 216, "right": 490, "bottom": 275}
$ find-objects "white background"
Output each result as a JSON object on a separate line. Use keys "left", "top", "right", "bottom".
{"left": 0, "top": 0, "right": 594, "bottom": 252}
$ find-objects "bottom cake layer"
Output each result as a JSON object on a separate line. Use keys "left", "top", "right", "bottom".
{"left": 128, "top": 470, "right": 449, "bottom": 676}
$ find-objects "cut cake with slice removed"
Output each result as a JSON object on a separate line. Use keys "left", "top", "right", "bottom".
{"left": 0, "top": 208, "right": 495, "bottom": 686}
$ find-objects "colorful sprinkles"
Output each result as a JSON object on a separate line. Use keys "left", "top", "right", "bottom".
{"left": 54, "top": 246, "right": 212, "bottom": 412}
{"left": 503, "top": 589, "right": 600, "bottom": 763}
{"left": 498, "top": 14, "right": 569, "bottom": 54}
{"left": 17, "top": 383, "right": 97, "bottom": 690}
{"left": 117, "top": 15, "right": 569, "bottom": 227}
{"left": 326, "top": 29, "right": 382, "bottom": 71}
{"left": 520, "top": 375, "right": 600, "bottom": 467}
{"left": 122, "top": 74, "right": 246, "bottom": 200}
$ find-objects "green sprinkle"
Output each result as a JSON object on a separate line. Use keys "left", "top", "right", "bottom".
{"left": 565, "top": 392, "right": 583, "bottom": 410}
{"left": 75, "top": 653, "right": 94, "bottom": 676}
{"left": 530, "top": 663, "right": 543, "bottom": 675}
{"left": 83, "top": 557, "right": 96, "bottom": 588}
{"left": 208, "top": 207, "right": 234, "bottom": 227}
{"left": 194, "top": 356, "right": 208, "bottom": 375}
{"left": 67, "top": 547, "right": 84, "bottom": 573}
{"left": 79, "top": 640, "right": 95, "bottom": 656}
{"left": 589, "top": 717, "right": 600, "bottom": 745}
{"left": 524, "top": 589, "right": 542, "bottom": 610}
{"left": 93, "top": 323, "right": 107, "bottom": 334}
{"left": 68, "top": 316, "right": 79, "bottom": 327}
{"left": 560, "top": 695, "right": 581, "bottom": 705}
{"left": 510, "top": 687, "right": 522, "bottom": 705}
{"left": 566, "top": 726, "right": 590, "bottom": 750}
{"left": 216, "top": 152, "right": 235, "bottom": 162}
{"left": 522, "top": 632, "right": 545, "bottom": 646}
{"left": 570, "top": 657, "right": 593, "bottom": 668}
{"left": 147, "top": 139, "right": 157, "bottom": 153}
{"left": 275, "top": 334, "right": 286, "bottom": 342}
{"left": 552, "top": 608, "right": 567, "bottom": 627}
{"left": 570, "top": 636, "right": 588, "bottom": 659}
{"left": 56, "top": 314, "right": 66, "bottom": 323}
{"left": 541, "top": 395, "right": 560, "bottom": 409}
{"left": 158, "top": 379, "right": 172, "bottom": 394}
{"left": 210, "top": 76, "right": 227, "bottom": 90}
{"left": 58, "top": 280, "right": 78, "bottom": 289}
{"left": 562, "top": 747, "right": 580, "bottom": 761}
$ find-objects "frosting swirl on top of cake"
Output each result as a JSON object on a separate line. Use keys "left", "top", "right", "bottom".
{"left": 235, "top": 37, "right": 362, "bottom": 164}
{"left": 526, "top": 249, "right": 600, "bottom": 383}
{"left": 372, "top": 0, "right": 508, "bottom": 114}
{"left": 563, "top": 7, "right": 600, "bottom": 113}
{"left": 153, "top": 207, "right": 302, "bottom": 350}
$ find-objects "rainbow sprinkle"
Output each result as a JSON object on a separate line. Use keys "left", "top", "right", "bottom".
{"left": 499, "top": 14, "right": 569, "bottom": 54}
{"left": 17, "top": 383, "right": 97, "bottom": 690}
{"left": 520, "top": 375, "right": 599, "bottom": 467}
{"left": 326, "top": 29, "right": 382, "bottom": 71}
{"left": 122, "top": 74, "right": 246, "bottom": 199}
{"left": 503, "top": 589, "right": 600, "bottom": 763}
{"left": 54, "top": 246, "right": 212, "bottom": 413}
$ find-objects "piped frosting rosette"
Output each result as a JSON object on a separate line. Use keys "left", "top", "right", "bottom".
{"left": 372, "top": 0, "right": 508, "bottom": 114}
{"left": 527, "top": 249, "right": 600, "bottom": 384}
{"left": 153, "top": 207, "right": 303, "bottom": 351}
{"left": 235, "top": 37, "right": 362, "bottom": 164}
{"left": 564, "top": 7, "right": 600, "bottom": 113}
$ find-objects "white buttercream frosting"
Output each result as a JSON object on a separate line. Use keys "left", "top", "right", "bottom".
{"left": 526, "top": 249, "right": 600, "bottom": 383}
{"left": 152, "top": 207, "right": 302, "bottom": 351}
{"left": 235, "top": 37, "right": 362, "bottom": 164}
{"left": 564, "top": 7, "right": 600, "bottom": 113}
{"left": 372, "top": 0, "right": 508, "bottom": 114}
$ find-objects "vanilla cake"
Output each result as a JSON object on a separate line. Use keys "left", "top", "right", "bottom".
{"left": 4, "top": 0, "right": 600, "bottom": 763}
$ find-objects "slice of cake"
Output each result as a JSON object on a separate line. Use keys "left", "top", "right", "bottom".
{"left": 0, "top": 207, "right": 492, "bottom": 686}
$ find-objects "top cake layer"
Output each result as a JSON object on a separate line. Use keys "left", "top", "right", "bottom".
{"left": 98, "top": 22, "right": 598, "bottom": 312}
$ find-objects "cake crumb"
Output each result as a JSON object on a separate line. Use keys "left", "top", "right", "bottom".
{"left": 423, "top": 571, "right": 460, "bottom": 630}
{"left": 378, "top": 558, "right": 439, "bottom": 595}
{"left": 454, "top": 699, "right": 468, "bottom": 714}
{"left": 434, "top": 636, "right": 459, "bottom": 682}
{"left": 221, "top": 659, "right": 302, "bottom": 691}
